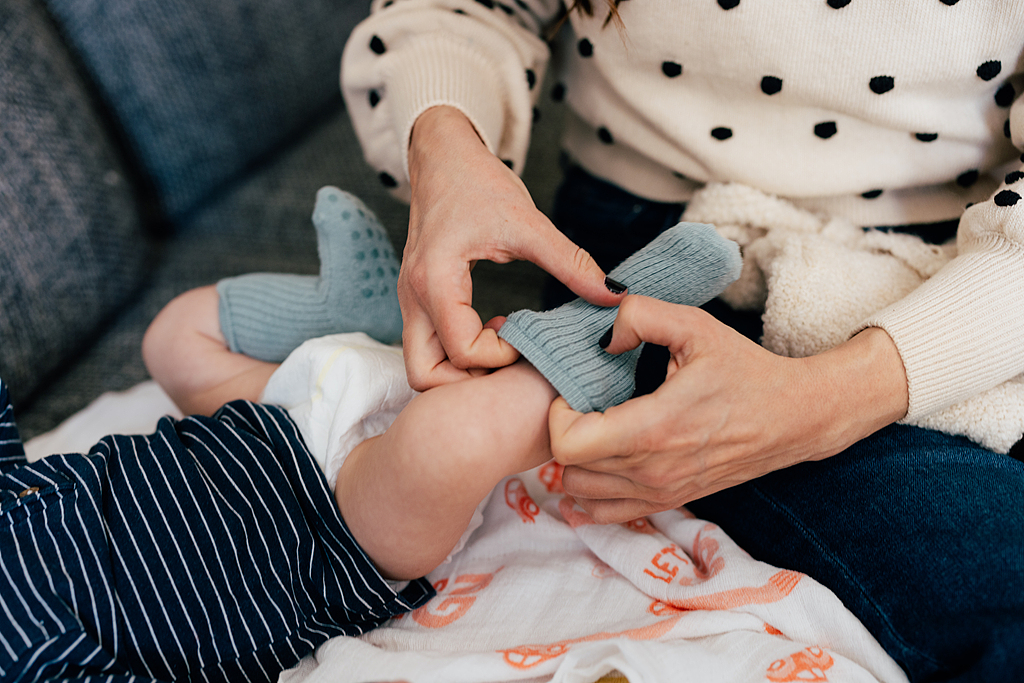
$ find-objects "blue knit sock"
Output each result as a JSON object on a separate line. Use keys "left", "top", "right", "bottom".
{"left": 217, "top": 186, "right": 402, "bottom": 362}
{"left": 498, "top": 222, "right": 741, "bottom": 412}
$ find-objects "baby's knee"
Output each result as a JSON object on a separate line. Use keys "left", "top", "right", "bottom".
{"left": 143, "top": 285, "right": 222, "bottom": 384}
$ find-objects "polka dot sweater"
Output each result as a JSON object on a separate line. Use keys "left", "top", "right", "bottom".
{"left": 342, "top": 0, "right": 1024, "bottom": 423}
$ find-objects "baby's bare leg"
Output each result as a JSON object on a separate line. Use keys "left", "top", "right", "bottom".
{"left": 143, "top": 285, "right": 278, "bottom": 416}
{"left": 336, "top": 359, "right": 557, "bottom": 580}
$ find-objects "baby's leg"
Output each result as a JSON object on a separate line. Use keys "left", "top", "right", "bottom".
{"left": 336, "top": 359, "right": 557, "bottom": 581}
{"left": 143, "top": 285, "right": 279, "bottom": 416}
{"left": 145, "top": 187, "right": 402, "bottom": 416}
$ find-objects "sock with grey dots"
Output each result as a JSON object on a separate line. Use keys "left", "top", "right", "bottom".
{"left": 216, "top": 186, "right": 402, "bottom": 362}
{"left": 498, "top": 222, "right": 742, "bottom": 413}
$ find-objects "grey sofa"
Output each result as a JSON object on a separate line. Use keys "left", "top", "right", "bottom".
{"left": 2, "top": 0, "right": 562, "bottom": 440}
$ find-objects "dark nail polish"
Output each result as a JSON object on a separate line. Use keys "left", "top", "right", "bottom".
{"left": 598, "top": 326, "right": 614, "bottom": 349}
{"left": 605, "top": 277, "right": 627, "bottom": 295}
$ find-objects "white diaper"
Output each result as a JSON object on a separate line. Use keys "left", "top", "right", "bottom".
{"left": 261, "top": 332, "right": 488, "bottom": 564}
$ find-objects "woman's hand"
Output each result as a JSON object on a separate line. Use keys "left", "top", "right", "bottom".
{"left": 548, "top": 295, "right": 909, "bottom": 523}
{"left": 402, "top": 106, "right": 623, "bottom": 390}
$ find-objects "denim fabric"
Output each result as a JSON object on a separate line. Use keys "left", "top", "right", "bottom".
{"left": 549, "top": 165, "right": 1024, "bottom": 683}
{"left": 44, "top": 0, "right": 370, "bottom": 220}
{"left": 689, "top": 426, "right": 1024, "bottom": 683}
{"left": 0, "top": 0, "right": 148, "bottom": 405}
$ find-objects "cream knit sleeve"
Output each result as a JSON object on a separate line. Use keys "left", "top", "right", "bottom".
{"left": 859, "top": 91, "right": 1024, "bottom": 422}
{"left": 340, "top": 0, "right": 558, "bottom": 201}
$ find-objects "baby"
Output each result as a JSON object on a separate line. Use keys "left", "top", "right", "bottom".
{"left": 0, "top": 187, "right": 739, "bottom": 682}
{"left": 144, "top": 186, "right": 741, "bottom": 580}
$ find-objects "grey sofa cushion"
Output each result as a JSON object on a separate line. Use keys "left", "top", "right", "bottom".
{"left": 0, "top": 0, "right": 148, "bottom": 406}
{"left": 44, "top": 0, "right": 372, "bottom": 220}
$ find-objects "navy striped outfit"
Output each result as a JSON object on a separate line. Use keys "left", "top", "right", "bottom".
{"left": 0, "top": 380, "right": 433, "bottom": 682}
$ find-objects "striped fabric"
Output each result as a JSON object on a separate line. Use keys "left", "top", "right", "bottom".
{"left": 0, "top": 380, "right": 432, "bottom": 682}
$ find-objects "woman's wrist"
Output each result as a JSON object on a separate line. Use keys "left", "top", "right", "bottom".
{"left": 408, "top": 106, "right": 486, "bottom": 188}
{"left": 803, "top": 326, "right": 909, "bottom": 458}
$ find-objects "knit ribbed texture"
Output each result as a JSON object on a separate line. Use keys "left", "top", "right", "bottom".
{"left": 499, "top": 222, "right": 741, "bottom": 412}
{"left": 386, "top": 37, "right": 508, "bottom": 181}
{"left": 341, "top": 5, "right": 548, "bottom": 199}
{"left": 218, "top": 187, "right": 402, "bottom": 362}
{"left": 859, "top": 235, "right": 1024, "bottom": 421}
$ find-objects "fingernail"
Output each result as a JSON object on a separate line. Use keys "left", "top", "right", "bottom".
{"left": 598, "top": 326, "right": 613, "bottom": 349}
{"left": 605, "top": 277, "right": 626, "bottom": 295}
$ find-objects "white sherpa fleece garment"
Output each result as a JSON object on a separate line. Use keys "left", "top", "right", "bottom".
{"left": 684, "top": 182, "right": 1024, "bottom": 453}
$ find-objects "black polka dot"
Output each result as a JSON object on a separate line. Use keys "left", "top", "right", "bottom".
{"left": 915, "top": 132, "right": 938, "bottom": 142}
{"left": 551, "top": 83, "right": 566, "bottom": 101}
{"left": 533, "top": 106, "right": 541, "bottom": 123}
{"left": 453, "top": 8, "right": 467, "bottom": 14}
{"left": 578, "top": 38, "right": 594, "bottom": 57}
{"left": 711, "top": 127, "right": 733, "bottom": 140}
{"left": 370, "top": 35, "right": 386, "bottom": 54}
{"left": 977, "top": 61, "right": 1001, "bottom": 81}
{"left": 1006, "top": 120, "right": 1012, "bottom": 138}
{"left": 498, "top": 3, "right": 515, "bottom": 14}
{"left": 475, "top": 0, "right": 495, "bottom": 8}
{"left": 760, "top": 76, "right": 783, "bottom": 95}
{"left": 956, "top": 169, "right": 979, "bottom": 187}
{"left": 515, "top": 0, "right": 529, "bottom": 7}
{"left": 827, "top": 0, "right": 851, "bottom": 8}
{"left": 861, "top": 189, "right": 883, "bottom": 199}
{"left": 597, "top": 127, "right": 614, "bottom": 144}
{"left": 718, "top": 0, "right": 740, "bottom": 8}
{"left": 996, "top": 82, "right": 1016, "bottom": 107}
{"left": 379, "top": 172, "right": 397, "bottom": 188}
{"left": 526, "top": 69, "right": 536, "bottom": 89}
{"left": 382, "top": 0, "right": 393, "bottom": 7}
{"left": 965, "top": 202, "right": 974, "bottom": 209}
{"left": 869, "top": 76, "right": 894, "bottom": 94}
{"left": 814, "top": 121, "right": 837, "bottom": 139}
{"left": 994, "top": 190, "right": 1020, "bottom": 206}
{"left": 1006, "top": 171, "right": 1024, "bottom": 184}
{"left": 939, "top": 0, "right": 959, "bottom": 4}
{"left": 368, "top": 90, "right": 381, "bottom": 108}
{"left": 662, "top": 61, "right": 683, "bottom": 78}
{"left": 502, "top": 159, "right": 514, "bottom": 169}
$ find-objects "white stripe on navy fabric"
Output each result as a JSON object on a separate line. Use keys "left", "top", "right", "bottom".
{"left": 1, "top": 394, "right": 424, "bottom": 682}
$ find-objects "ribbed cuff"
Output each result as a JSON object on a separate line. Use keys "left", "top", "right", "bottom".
{"left": 857, "top": 235, "right": 1024, "bottom": 420}
{"left": 499, "top": 302, "right": 638, "bottom": 413}
{"left": 383, "top": 35, "right": 508, "bottom": 180}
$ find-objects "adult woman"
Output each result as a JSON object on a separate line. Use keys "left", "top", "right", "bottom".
{"left": 341, "top": 1, "right": 1024, "bottom": 679}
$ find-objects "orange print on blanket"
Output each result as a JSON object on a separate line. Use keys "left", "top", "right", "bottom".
{"left": 766, "top": 646, "right": 834, "bottom": 682}
{"left": 537, "top": 461, "right": 565, "bottom": 493}
{"left": 679, "top": 526, "right": 725, "bottom": 586}
{"left": 499, "top": 615, "right": 684, "bottom": 669}
{"left": 649, "top": 570, "right": 803, "bottom": 613}
{"left": 505, "top": 478, "right": 540, "bottom": 523}
{"left": 648, "top": 599, "right": 684, "bottom": 616}
{"left": 643, "top": 544, "right": 690, "bottom": 583}
{"left": 411, "top": 570, "right": 501, "bottom": 628}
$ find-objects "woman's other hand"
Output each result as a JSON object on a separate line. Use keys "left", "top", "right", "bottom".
{"left": 548, "top": 295, "right": 909, "bottom": 523}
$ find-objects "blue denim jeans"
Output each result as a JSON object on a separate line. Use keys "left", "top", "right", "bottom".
{"left": 548, "top": 166, "right": 1024, "bottom": 683}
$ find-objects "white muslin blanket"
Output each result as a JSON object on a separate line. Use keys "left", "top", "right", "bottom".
{"left": 269, "top": 335, "right": 907, "bottom": 683}
{"left": 24, "top": 334, "right": 908, "bottom": 683}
